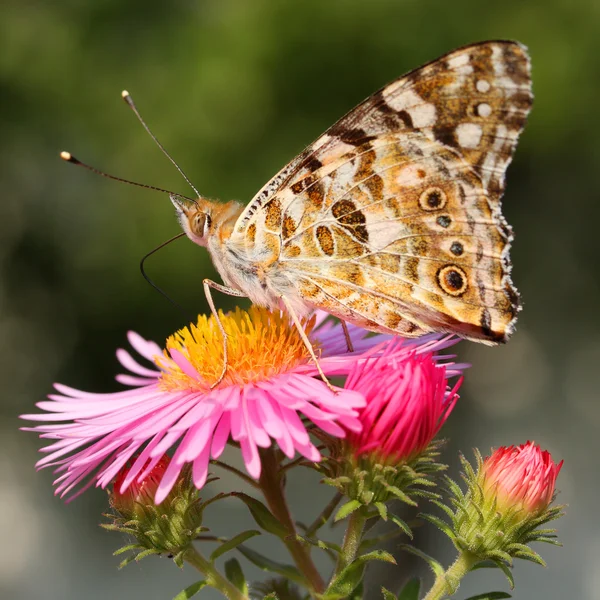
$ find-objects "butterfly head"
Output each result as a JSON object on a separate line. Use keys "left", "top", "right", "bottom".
{"left": 170, "top": 194, "right": 213, "bottom": 247}
{"left": 170, "top": 193, "right": 244, "bottom": 249}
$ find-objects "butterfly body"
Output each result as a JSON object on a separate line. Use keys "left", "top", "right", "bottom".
{"left": 173, "top": 41, "right": 532, "bottom": 345}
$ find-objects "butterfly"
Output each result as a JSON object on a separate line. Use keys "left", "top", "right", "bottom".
{"left": 63, "top": 40, "right": 532, "bottom": 387}
{"left": 166, "top": 40, "right": 532, "bottom": 383}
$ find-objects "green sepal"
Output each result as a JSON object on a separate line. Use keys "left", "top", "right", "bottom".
{"left": 232, "top": 493, "right": 289, "bottom": 539}
{"left": 209, "top": 530, "right": 261, "bottom": 562}
{"left": 317, "top": 438, "right": 447, "bottom": 509}
{"left": 224, "top": 558, "right": 248, "bottom": 595}
{"left": 236, "top": 544, "right": 307, "bottom": 587}
{"left": 324, "top": 551, "right": 396, "bottom": 599}
{"left": 334, "top": 499, "right": 362, "bottom": 522}
{"left": 381, "top": 588, "right": 397, "bottom": 600}
{"left": 420, "top": 512, "right": 455, "bottom": 538}
{"left": 374, "top": 502, "right": 388, "bottom": 520}
{"left": 172, "top": 580, "right": 207, "bottom": 600}
{"left": 470, "top": 560, "right": 514, "bottom": 590}
{"left": 397, "top": 578, "right": 421, "bottom": 600}
{"left": 112, "top": 543, "right": 141, "bottom": 556}
{"left": 399, "top": 545, "right": 444, "bottom": 577}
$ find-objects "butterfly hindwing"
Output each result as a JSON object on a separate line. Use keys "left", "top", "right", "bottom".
{"left": 230, "top": 41, "right": 532, "bottom": 343}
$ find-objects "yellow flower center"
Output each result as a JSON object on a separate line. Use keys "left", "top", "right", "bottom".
{"left": 157, "top": 306, "right": 318, "bottom": 391}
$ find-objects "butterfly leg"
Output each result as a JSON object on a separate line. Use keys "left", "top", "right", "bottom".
{"left": 203, "top": 279, "right": 246, "bottom": 388}
{"left": 340, "top": 320, "right": 355, "bottom": 353}
{"left": 279, "top": 294, "right": 338, "bottom": 393}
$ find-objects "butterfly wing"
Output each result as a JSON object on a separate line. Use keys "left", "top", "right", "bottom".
{"left": 230, "top": 40, "right": 532, "bottom": 342}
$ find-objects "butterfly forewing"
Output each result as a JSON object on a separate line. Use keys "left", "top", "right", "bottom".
{"left": 230, "top": 41, "right": 532, "bottom": 343}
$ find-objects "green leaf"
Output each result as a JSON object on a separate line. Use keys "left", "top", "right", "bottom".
{"left": 381, "top": 588, "right": 397, "bottom": 600}
{"left": 171, "top": 580, "right": 207, "bottom": 600}
{"left": 325, "top": 551, "right": 397, "bottom": 599}
{"left": 210, "top": 530, "right": 261, "bottom": 562}
{"left": 399, "top": 545, "right": 444, "bottom": 577}
{"left": 236, "top": 544, "right": 307, "bottom": 586}
{"left": 397, "top": 578, "right": 420, "bottom": 600}
{"left": 334, "top": 499, "right": 362, "bottom": 522}
{"left": 359, "top": 550, "right": 397, "bottom": 565}
{"left": 233, "top": 493, "right": 289, "bottom": 538}
{"left": 324, "top": 563, "right": 366, "bottom": 599}
{"left": 463, "top": 593, "right": 512, "bottom": 600}
{"left": 224, "top": 558, "right": 248, "bottom": 595}
{"left": 349, "top": 580, "right": 364, "bottom": 599}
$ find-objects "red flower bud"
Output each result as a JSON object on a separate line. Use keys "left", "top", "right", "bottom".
{"left": 482, "top": 441, "right": 563, "bottom": 516}
{"left": 111, "top": 455, "right": 171, "bottom": 517}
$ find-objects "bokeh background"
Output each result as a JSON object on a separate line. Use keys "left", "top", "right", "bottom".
{"left": 2, "top": 0, "right": 599, "bottom": 598}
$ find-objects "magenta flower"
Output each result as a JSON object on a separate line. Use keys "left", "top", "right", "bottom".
{"left": 21, "top": 307, "right": 414, "bottom": 504}
{"left": 482, "top": 441, "right": 563, "bottom": 516}
{"left": 344, "top": 339, "right": 464, "bottom": 463}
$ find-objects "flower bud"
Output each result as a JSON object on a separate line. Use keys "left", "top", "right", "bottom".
{"left": 111, "top": 455, "right": 172, "bottom": 520}
{"left": 481, "top": 441, "right": 562, "bottom": 516}
{"left": 103, "top": 455, "right": 206, "bottom": 567}
{"left": 435, "top": 443, "right": 564, "bottom": 567}
{"left": 318, "top": 344, "right": 463, "bottom": 512}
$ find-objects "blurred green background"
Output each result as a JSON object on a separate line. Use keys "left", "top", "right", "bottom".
{"left": 2, "top": 0, "right": 598, "bottom": 598}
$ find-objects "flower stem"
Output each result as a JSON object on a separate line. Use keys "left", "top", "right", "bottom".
{"left": 211, "top": 459, "right": 259, "bottom": 487}
{"left": 183, "top": 545, "right": 248, "bottom": 600}
{"left": 305, "top": 491, "right": 342, "bottom": 538}
{"left": 258, "top": 447, "right": 326, "bottom": 594}
{"left": 333, "top": 507, "right": 367, "bottom": 577}
{"left": 422, "top": 551, "right": 479, "bottom": 600}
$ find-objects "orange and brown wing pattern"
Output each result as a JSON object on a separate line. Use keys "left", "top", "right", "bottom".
{"left": 229, "top": 41, "right": 532, "bottom": 343}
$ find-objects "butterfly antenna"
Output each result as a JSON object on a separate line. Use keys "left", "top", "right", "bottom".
{"left": 59, "top": 151, "right": 196, "bottom": 201}
{"left": 140, "top": 232, "right": 194, "bottom": 321}
{"left": 121, "top": 90, "right": 201, "bottom": 199}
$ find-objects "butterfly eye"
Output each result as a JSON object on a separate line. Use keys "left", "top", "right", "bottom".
{"left": 191, "top": 212, "right": 207, "bottom": 237}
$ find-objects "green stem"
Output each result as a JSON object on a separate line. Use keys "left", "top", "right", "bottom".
{"left": 258, "top": 447, "right": 326, "bottom": 594}
{"left": 305, "top": 492, "right": 343, "bottom": 538}
{"left": 184, "top": 545, "right": 249, "bottom": 600}
{"left": 211, "top": 460, "right": 259, "bottom": 488}
{"left": 333, "top": 507, "right": 367, "bottom": 576}
{"left": 422, "top": 551, "right": 479, "bottom": 600}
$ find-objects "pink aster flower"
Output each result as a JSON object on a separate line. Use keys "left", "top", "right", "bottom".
{"left": 482, "top": 441, "right": 563, "bottom": 516}
{"left": 344, "top": 339, "right": 464, "bottom": 463}
{"left": 21, "top": 306, "right": 413, "bottom": 504}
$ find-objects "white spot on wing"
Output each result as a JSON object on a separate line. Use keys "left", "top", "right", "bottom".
{"left": 477, "top": 103, "right": 492, "bottom": 118}
{"left": 447, "top": 53, "right": 470, "bottom": 68}
{"left": 456, "top": 123, "right": 483, "bottom": 149}
{"left": 313, "top": 134, "right": 332, "bottom": 151}
{"left": 476, "top": 79, "right": 491, "bottom": 93}
{"left": 381, "top": 88, "right": 436, "bottom": 127}
{"left": 409, "top": 103, "right": 436, "bottom": 127}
